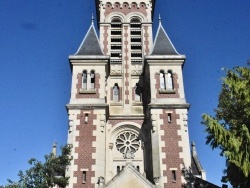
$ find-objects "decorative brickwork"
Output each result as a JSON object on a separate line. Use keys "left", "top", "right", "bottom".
{"left": 104, "top": 2, "right": 147, "bottom": 17}
{"left": 103, "top": 26, "right": 109, "bottom": 55}
{"left": 75, "top": 73, "right": 100, "bottom": 99}
{"left": 125, "top": 90, "right": 129, "bottom": 95}
{"left": 143, "top": 26, "right": 150, "bottom": 54}
{"left": 125, "top": 81, "right": 129, "bottom": 86}
{"left": 73, "top": 111, "right": 97, "bottom": 187}
{"left": 160, "top": 111, "right": 183, "bottom": 187}
{"left": 123, "top": 25, "right": 130, "bottom": 105}
{"left": 155, "top": 72, "right": 180, "bottom": 98}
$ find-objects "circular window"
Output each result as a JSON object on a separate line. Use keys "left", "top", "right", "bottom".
{"left": 116, "top": 131, "right": 140, "bottom": 154}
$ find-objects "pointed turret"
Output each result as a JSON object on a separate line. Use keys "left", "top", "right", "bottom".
{"left": 151, "top": 15, "right": 179, "bottom": 55}
{"left": 74, "top": 16, "right": 103, "bottom": 56}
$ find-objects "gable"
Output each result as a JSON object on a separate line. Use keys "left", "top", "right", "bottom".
{"left": 105, "top": 164, "right": 154, "bottom": 188}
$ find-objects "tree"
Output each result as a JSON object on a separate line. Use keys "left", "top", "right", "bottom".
{"left": 5, "top": 145, "right": 72, "bottom": 188}
{"left": 202, "top": 66, "right": 250, "bottom": 187}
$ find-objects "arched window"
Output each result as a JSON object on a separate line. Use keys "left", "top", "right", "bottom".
{"left": 130, "top": 17, "right": 141, "bottom": 24}
{"left": 82, "top": 70, "right": 87, "bottom": 90}
{"left": 167, "top": 71, "right": 173, "bottom": 90}
{"left": 113, "top": 84, "right": 119, "bottom": 102}
{"left": 130, "top": 17, "right": 142, "bottom": 64}
{"left": 160, "top": 70, "right": 166, "bottom": 90}
{"left": 117, "top": 166, "right": 120, "bottom": 174}
{"left": 111, "top": 18, "right": 122, "bottom": 64}
{"left": 90, "top": 70, "right": 95, "bottom": 90}
{"left": 111, "top": 17, "right": 122, "bottom": 23}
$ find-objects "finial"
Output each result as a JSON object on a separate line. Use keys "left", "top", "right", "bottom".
{"left": 191, "top": 142, "right": 195, "bottom": 147}
{"left": 91, "top": 14, "right": 94, "bottom": 25}
{"left": 158, "top": 14, "right": 162, "bottom": 24}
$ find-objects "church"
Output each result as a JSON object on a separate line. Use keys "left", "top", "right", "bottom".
{"left": 65, "top": 0, "right": 210, "bottom": 187}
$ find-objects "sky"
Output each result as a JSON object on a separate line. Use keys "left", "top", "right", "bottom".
{"left": 0, "top": 0, "right": 249, "bottom": 187}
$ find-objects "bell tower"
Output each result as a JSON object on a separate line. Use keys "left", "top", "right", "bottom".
{"left": 66, "top": 1, "right": 192, "bottom": 187}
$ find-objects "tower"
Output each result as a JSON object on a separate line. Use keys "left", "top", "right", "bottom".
{"left": 66, "top": 1, "right": 192, "bottom": 187}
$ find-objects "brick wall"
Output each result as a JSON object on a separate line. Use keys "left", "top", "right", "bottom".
{"left": 143, "top": 25, "right": 150, "bottom": 54}
{"left": 104, "top": 2, "right": 147, "bottom": 17}
{"left": 75, "top": 73, "right": 100, "bottom": 99}
{"left": 103, "top": 26, "right": 109, "bottom": 55}
{"left": 160, "top": 111, "right": 183, "bottom": 188}
{"left": 73, "top": 110, "right": 97, "bottom": 187}
{"left": 155, "top": 73, "right": 180, "bottom": 98}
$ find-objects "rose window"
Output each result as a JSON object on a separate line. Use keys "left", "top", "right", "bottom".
{"left": 116, "top": 131, "right": 140, "bottom": 154}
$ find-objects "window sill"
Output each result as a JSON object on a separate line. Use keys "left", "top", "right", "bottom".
{"left": 159, "top": 89, "right": 176, "bottom": 94}
{"left": 79, "top": 89, "right": 96, "bottom": 94}
{"left": 132, "top": 102, "right": 142, "bottom": 106}
{"left": 110, "top": 102, "right": 123, "bottom": 106}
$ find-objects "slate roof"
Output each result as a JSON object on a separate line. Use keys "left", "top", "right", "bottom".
{"left": 194, "top": 177, "right": 221, "bottom": 188}
{"left": 75, "top": 21, "right": 103, "bottom": 56}
{"left": 191, "top": 142, "right": 205, "bottom": 177}
{"left": 151, "top": 20, "right": 179, "bottom": 55}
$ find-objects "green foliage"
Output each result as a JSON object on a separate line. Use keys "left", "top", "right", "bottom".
{"left": 5, "top": 145, "right": 72, "bottom": 188}
{"left": 202, "top": 66, "right": 250, "bottom": 187}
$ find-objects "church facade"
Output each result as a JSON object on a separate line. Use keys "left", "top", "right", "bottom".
{"left": 66, "top": 0, "right": 194, "bottom": 187}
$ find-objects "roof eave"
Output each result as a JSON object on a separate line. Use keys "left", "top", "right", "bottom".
{"left": 69, "top": 55, "right": 109, "bottom": 60}
{"left": 145, "top": 55, "right": 186, "bottom": 60}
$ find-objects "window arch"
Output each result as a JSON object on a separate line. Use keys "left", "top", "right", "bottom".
{"left": 90, "top": 70, "right": 95, "bottom": 90}
{"left": 82, "top": 70, "right": 96, "bottom": 90}
{"left": 109, "top": 124, "right": 146, "bottom": 176}
{"left": 82, "top": 70, "right": 87, "bottom": 90}
{"left": 167, "top": 70, "right": 173, "bottom": 90}
{"left": 130, "top": 17, "right": 141, "bottom": 23}
{"left": 113, "top": 84, "right": 119, "bottom": 102}
{"left": 130, "top": 17, "right": 142, "bottom": 64}
{"left": 117, "top": 166, "right": 121, "bottom": 174}
{"left": 160, "top": 70, "right": 166, "bottom": 90}
{"left": 111, "top": 17, "right": 122, "bottom": 23}
{"left": 110, "top": 17, "right": 122, "bottom": 64}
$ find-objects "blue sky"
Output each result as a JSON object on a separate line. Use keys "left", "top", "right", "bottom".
{"left": 0, "top": 0, "right": 249, "bottom": 186}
